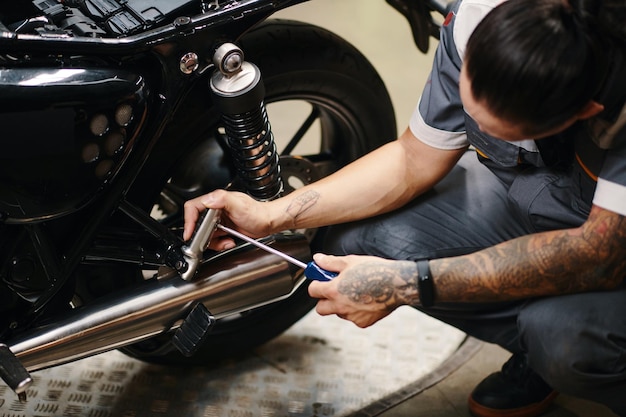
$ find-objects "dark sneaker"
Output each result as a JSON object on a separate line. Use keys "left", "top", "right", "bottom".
{"left": 468, "top": 353, "right": 558, "bottom": 417}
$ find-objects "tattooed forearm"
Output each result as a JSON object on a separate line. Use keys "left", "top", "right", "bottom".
{"left": 430, "top": 206, "right": 626, "bottom": 303}
{"left": 337, "top": 261, "right": 420, "bottom": 309}
{"left": 285, "top": 190, "right": 320, "bottom": 225}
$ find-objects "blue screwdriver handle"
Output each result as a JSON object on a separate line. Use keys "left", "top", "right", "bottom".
{"left": 304, "top": 261, "right": 338, "bottom": 282}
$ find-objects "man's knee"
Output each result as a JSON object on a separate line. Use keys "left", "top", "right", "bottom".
{"left": 518, "top": 297, "right": 626, "bottom": 397}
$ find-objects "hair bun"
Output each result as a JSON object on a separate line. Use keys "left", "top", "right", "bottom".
{"left": 575, "top": 0, "right": 626, "bottom": 43}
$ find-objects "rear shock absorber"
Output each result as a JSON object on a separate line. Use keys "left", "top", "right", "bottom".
{"left": 209, "top": 43, "right": 284, "bottom": 201}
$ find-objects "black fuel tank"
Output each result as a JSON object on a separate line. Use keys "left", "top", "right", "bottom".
{"left": 0, "top": 67, "right": 148, "bottom": 223}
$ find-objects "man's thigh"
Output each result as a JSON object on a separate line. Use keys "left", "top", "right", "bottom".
{"left": 323, "top": 151, "right": 530, "bottom": 260}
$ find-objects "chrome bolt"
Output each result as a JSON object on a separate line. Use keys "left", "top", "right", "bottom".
{"left": 174, "top": 16, "right": 191, "bottom": 27}
{"left": 180, "top": 52, "right": 199, "bottom": 74}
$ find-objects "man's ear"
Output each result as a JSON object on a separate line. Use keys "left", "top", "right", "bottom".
{"left": 577, "top": 100, "right": 604, "bottom": 120}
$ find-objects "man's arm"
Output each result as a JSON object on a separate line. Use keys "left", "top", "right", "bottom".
{"left": 184, "top": 127, "right": 466, "bottom": 241}
{"left": 310, "top": 205, "right": 626, "bottom": 328}
{"left": 431, "top": 205, "right": 626, "bottom": 302}
{"left": 267, "top": 127, "right": 466, "bottom": 231}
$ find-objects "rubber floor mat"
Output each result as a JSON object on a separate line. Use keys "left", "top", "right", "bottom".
{"left": 0, "top": 306, "right": 465, "bottom": 417}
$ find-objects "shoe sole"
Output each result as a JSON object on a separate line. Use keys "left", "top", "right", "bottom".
{"left": 467, "top": 390, "right": 559, "bottom": 417}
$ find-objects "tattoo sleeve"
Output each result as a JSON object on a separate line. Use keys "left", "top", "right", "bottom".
{"left": 430, "top": 206, "right": 626, "bottom": 303}
{"left": 337, "top": 260, "right": 421, "bottom": 309}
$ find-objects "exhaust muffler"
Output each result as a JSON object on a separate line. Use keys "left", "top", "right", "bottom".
{"left": 5, "top": 232, "right": 311, "bottom": 373}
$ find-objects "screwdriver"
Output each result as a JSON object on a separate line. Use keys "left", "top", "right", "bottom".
{"left": 216, "top": 224, "right": 338, "bottom": 282}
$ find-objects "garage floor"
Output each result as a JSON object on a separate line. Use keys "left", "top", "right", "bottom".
{"left": 0, "top": 307, "right": 467, "bottom": 416}
{"left": 0, "top": 310, "right": 615, "bottom": 417}
{"left": 0, "top": 307, "right": 465, "bottom": 417}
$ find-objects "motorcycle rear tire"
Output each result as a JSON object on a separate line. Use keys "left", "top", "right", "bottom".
{"left": 122, "top": 19, "right": 397, "bottom": 366}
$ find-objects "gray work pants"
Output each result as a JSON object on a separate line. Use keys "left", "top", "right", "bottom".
{"left": 322, "top": 151, "right": 626, "bottom": 416}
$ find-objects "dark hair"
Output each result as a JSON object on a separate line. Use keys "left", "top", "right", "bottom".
{"left": 464, "top": 0, "right": 618, "bottom": 135}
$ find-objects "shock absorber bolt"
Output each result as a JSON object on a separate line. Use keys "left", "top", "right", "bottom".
{"left": 223, "top": 54, "right": 242, "bottom": 73}
{"left": 213, "top": 43, "right": 244, "bottom": 74}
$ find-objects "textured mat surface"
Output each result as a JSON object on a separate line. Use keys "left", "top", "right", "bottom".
{"left": 0, "top": 307, "right": 465, "bottom": 417}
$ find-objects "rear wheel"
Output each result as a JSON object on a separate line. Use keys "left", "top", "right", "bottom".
{"left": 123, "top": 19, "right": 397, "bottom": 365}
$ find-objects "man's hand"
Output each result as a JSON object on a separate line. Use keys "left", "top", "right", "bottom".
{"left": 308, "top": 254, "right": 420, "bottom": 328}
{"left": 183, "top": 189, "right": 273, "bottom": 251}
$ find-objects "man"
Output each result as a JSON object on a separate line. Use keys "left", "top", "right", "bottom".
{"left": 185, "top": 0, "right": 626, "bottom": 415}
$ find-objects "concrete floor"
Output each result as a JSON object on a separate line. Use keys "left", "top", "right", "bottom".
{"left": 378, "top": 341, "right": 618, "bottom": 417}
{"left": 276, "top": 2, "right": 620, "bottom": 417}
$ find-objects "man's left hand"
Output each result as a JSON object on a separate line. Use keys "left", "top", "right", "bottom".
{"left": 308, "top": 254, "right": 420, "bottom": 328}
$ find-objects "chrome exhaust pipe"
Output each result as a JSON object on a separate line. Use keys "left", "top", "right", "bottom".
{"left": 6, "top": 233, "right": 311, "bottom": 372}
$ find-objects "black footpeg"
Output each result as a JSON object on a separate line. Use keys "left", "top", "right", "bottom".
{"left": 172, "top": 303, "right": 215, "bottom": 357}
{"left": 0, "top": 343, "right": 32, "bottom": 402}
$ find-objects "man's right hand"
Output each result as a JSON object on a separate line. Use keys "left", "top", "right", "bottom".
{"left": 183, "top": 189, "right": 274, "bottom": 251}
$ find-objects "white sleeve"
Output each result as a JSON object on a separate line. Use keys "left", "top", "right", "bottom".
{"left": 454, "top": 0, "right": 506, "bottom": 59}
{"left": 410, "top": 101, "right": 469, "bottom": 150}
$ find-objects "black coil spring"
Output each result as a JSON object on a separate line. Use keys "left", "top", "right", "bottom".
{"left": 221, "top": 101, "right": 283, "bottom": 200}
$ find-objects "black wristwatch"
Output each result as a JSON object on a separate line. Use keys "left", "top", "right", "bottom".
{"left": 416, "top": 259, "right": 435, "bottom": 307}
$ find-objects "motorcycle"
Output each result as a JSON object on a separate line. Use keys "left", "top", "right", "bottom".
{"left": 0, "top": 0, "right": 450, "bottom": 400}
